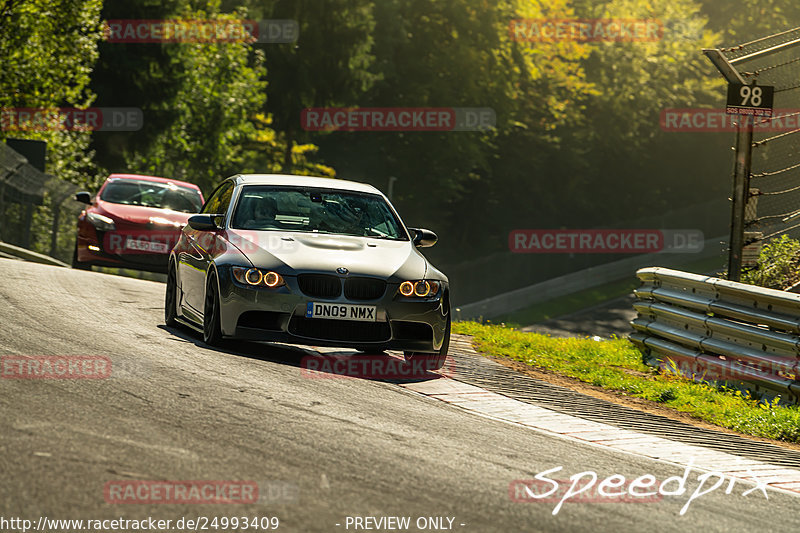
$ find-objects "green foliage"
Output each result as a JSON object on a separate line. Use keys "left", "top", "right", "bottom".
{"left": 0, "top": 0, "right": 105, "bottom": 189}
{"left": 3, "top": 0, "right": 797, "bottom": 276}
{"left": 740, "top": 234, "right": 800, "bottom": 289}
{"left": 699, "top": 0, "right": 800, "bottom": 43}
{"left": 0, "top": 0, "right": 104, "bottom": 110}
{"left": 251, "top": 0, "right": 380, "bottom": 167}
{"left": 122, "top": 8, "right": 268, "bottom": 192}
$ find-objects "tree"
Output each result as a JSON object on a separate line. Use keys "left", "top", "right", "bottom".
{"left": 240, "top": 0, "right": 379, "bottom": 172}
{"left": 698, "top": 0, "right": 800, "bottom": 43}
{"left": 0, "top": 0, "right": 105, "bottom": 188}
{"left": 93, "top": 0, "right": 334, "bottom": 194}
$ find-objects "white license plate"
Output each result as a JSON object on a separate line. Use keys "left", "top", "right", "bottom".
{"left": 305, "top": 302, "right": 377, "bottom": 322}
{"left": 125, "top": 237, "right": 169, "bottom": 253}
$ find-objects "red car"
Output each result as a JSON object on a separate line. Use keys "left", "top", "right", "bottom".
{"left": 73, "top": 174, "right": 204, "bottom": 273}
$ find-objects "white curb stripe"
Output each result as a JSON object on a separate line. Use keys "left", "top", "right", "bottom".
{"left": 401, "top": 376, "right": 800, "bottom": 495}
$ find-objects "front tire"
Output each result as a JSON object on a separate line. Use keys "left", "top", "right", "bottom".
{"left": 404, "top": 300, "right": 451, "bottom": 371}
{"left": 165, "top": 262, "right": 179, "bottom": 327}
{"left": 203, "top": 271, "right": 224, "bottom": 346}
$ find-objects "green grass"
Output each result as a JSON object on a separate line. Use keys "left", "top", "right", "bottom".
{"left": 453, "top": 321, "right": 800, "bottom": 444}
{"left": 491, "top": 254, "right": 727, "bottom": 328}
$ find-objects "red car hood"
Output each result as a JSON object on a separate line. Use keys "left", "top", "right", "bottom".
{"left": 97, "top": 201, "right": 195, "bottom": 227}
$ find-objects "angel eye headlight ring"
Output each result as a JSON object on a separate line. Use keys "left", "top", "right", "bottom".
{"left": 245, "top": 268, "right": 263, "bottom": 285}
{"left": 414, "top": 280, "right": 431, "bottom": 297}
{"left": 399, "top": 281, "right": 415, "bottom": 296}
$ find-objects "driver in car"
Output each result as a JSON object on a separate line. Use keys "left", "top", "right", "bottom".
{"left": 243, "top": 196, "right": 278, "bottom": 229}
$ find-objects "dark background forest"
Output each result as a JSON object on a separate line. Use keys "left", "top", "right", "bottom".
{"left": 2, "top": 0, "right": 800, "bottom": 301}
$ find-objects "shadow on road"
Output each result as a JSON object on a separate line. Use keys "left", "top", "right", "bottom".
{"left": 158, "top": 323, "right": 449, "bottom": 384}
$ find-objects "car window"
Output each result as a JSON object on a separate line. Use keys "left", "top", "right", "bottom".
{"left": 230, "top": 185, "right": 407, "bottom": 240}
{"left": 99, "top": 179, "right": 203, "bottom": 213}
{"left": 201, "top": 181, "right": 234, "bottom": 215}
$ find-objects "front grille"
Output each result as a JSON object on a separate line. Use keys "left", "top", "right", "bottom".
{"left": 298, "top": 274, "right": 342, "bottom": 299}
{"left": 344, "top": 277, "right": 386, "bottom": 300}
{"left": 289, "top": 317, "right": 391, "bottom": 342}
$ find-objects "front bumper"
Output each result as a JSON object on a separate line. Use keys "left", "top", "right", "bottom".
{"left": 215, "top": 267, "right": 448, "bottom": 353}
{"left": 76, "top": 227, "right": 180, "bottom": 273}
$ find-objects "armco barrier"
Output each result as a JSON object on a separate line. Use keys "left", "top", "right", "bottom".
{"left": 629, "top": 267, "right": 800, "bottom": 403}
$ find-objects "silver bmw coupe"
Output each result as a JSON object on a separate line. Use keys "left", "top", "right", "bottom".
{"left": 165, "top": 174, "right": 450, "bottom": 370}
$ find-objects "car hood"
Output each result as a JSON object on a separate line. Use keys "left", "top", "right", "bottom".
{"left": 97, "top": 201, "right": 195, "bottom": 227}
{"left": 226, "top": 230, "right": 431, "bottom": 280}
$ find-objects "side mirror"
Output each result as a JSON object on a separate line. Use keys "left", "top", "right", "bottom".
{"left": 187, "top": 214, "right": 221, "bottom": 231}
{"left": 74, "top": 191, "right": 92, "bottom": 204}
{"left": 408, "top": 227, "right": 438, "bottom": 248}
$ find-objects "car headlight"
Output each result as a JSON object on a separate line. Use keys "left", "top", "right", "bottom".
{"left": 87, "top": 212, "right": 116, "bottom": 231}
{"left": 232, "top": 267, "right": 285, "bottom": 288}
{"left": 398, "top": 280, "right": 441, "bottom": 298}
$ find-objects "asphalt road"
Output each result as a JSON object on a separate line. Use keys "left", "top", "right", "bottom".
{"left": 1, "top": 258, "right": 798, "bottom": 532}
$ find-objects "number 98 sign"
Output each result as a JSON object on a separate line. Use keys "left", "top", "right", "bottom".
{"left": 726, "top": 83, "right": 774, "bottom": 116}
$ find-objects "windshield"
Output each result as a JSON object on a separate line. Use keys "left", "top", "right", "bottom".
{"left": 231, "top": 185, "right": 408, "bottom": 240}
{"left": 99, "top": 179, "right": 203, "bottom": 213}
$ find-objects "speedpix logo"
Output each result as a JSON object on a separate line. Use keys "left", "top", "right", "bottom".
{"left": 513, "top": 458, "right": 770, "bottom": 516}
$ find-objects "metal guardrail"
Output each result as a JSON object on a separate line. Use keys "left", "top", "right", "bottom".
{"left": 630, "top": 267, "right": 800, "bottom": 403}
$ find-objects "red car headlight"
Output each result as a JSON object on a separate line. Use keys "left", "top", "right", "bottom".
{"left": 87, "top": 212, "right": 116, "bottom": 231}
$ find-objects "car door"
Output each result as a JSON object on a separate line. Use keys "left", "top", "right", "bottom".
{"left": 178, "top": 180, "right": 234, "bottom": 316}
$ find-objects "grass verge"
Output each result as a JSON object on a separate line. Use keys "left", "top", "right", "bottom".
{"left": 453, "top": 321, "right": 800, "bottom": 444}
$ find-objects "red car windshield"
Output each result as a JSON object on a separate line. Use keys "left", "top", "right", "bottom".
{"left": 100, "top": 179, "right": 203, "bottom": 213}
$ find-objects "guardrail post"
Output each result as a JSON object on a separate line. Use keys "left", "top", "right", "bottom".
{"left": 728, "top": 115, "right": 754, "bottom": 281}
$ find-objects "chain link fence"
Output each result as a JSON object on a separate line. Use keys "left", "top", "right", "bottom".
{"left": 714, "top": 28, "right": 800, "bottom": 280}
{"left": 0, "top": 142, "right": 82, "bottom": 263}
